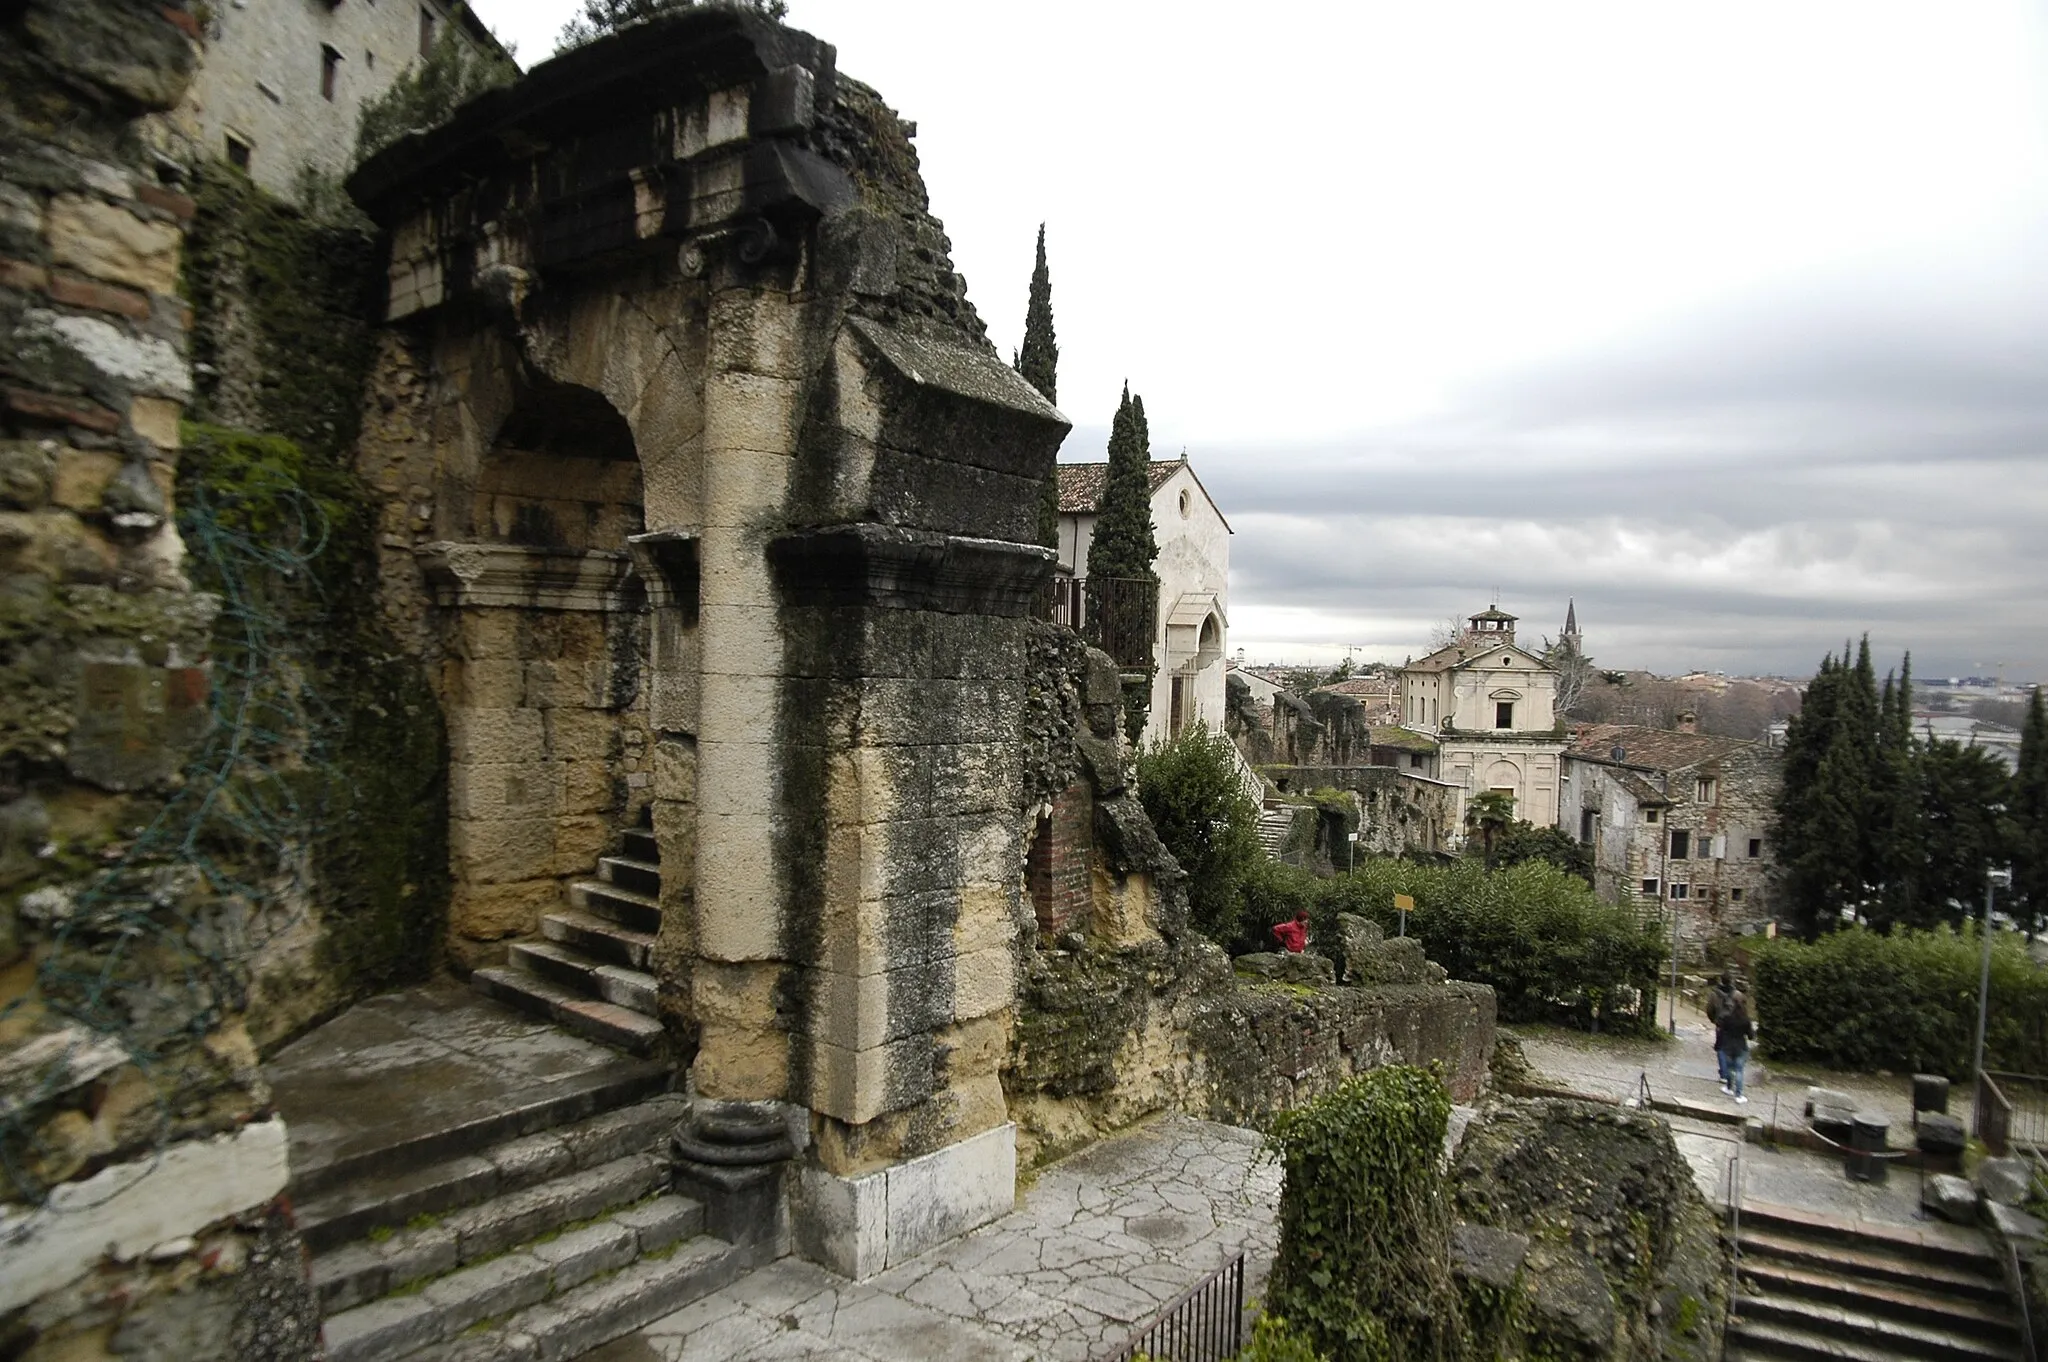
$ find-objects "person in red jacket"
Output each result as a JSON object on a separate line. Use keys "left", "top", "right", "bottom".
{"left": 1271, "top": 909, "right": 1309, "bottom": 953}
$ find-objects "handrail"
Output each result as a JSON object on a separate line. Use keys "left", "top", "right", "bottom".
{"left": 1108, "top": 1250, "right": 1246, "bottom": 1362}
{"left": 1997, "top": 1233, "right": 2037, "bottom": 1362}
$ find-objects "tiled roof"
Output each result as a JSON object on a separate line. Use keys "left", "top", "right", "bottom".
{"left": 1369, "top": 725, "right": 1439, "bottom": 752}
{"left": 1566, "top": 723, "right": 1751, "bottom": 773}
{"left": 1056, "top": 458, "right": 1186, "bottom": 513}
{"left": 1316, "top": 678, "right": 1397, "bottom": 698}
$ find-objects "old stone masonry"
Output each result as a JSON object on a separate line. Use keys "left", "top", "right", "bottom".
{"left": 0, "top": 5, "right": 1495, "bottom": 1359}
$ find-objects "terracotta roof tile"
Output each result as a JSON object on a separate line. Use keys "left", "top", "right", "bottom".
{"left": 1566, "top": 723, "right": 1752, "bottom": 772}
{"left": 1055, "top": 458, "right": 1186, "bottom": 513}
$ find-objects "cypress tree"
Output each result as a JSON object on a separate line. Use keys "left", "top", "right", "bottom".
{"left": 2015, "top": 688, "right": 2048, "bottom": 931}
{"left": 1015, "top": 224, "right": 1060, "bottom": 549}
{"left": 1871, "top": 658, "right": 1928, "bottom": 930}
{"left": 1773, "top": 652, "right": 1839, "bottom": 936}
{"left": 1087, "top": 383, "right": 1160, "bottom": 742}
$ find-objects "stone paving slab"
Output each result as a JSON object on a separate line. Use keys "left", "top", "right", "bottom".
{"left": 579, "top": 1115, "right": 1283, "bottom": 1362}
{"left": 266, "top": 979, "right": 665, "bottom": 1185}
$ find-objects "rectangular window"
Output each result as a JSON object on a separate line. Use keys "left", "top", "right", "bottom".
{"left": 1696, "top": 776, "right": 1717, "bottom": 802}
{"left": 1645, "top": 808, "right": 1659, "bottom": 823}
{"left": 1579, "top": 808, "right": 1596, "bottom": 843}
{"left": 419, "top": 5, "right": 437, "bottom": 56}
{"left": 1670, "top": 829, "right": 1690, "bottom": 860}
{"left": 1495, "top": 701, "right": 1514, "bottom": 729}
{"left": 1730, "top": 887, "right": 1745, "bottom": 902}
{"left": 1409, "top": 753, "right": 1424, "bottom": 769}
{"left": 225, "top": 133, "right": 252, "bottom": 170}
{"left": 1747, "top": 837, "right": 1762, "bottom": 858}
{"left": 320, "top": 45, "right": 341, "bottom": 100}
{"left": 1641, "top": 878, "right": 1659, "bottom": 896}
{"left": 1670, "top": 882, "right": 1689, "bottom": 900}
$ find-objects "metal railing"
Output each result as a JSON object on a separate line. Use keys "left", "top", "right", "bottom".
{"left": 1046, "top": 575, "right": 1157, "bottom": 672}
{"left": 1974, "top": 1071, "right": 2048, "bottom": 1155}
{"left": 1108, "top": 1251, "right": 1245, "bottom": 1362}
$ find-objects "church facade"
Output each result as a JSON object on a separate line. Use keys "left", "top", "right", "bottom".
{"left": 1398, "top": 607, "right": 1567, "bottom": 833}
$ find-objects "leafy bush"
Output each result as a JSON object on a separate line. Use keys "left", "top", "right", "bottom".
{"left": 1265, "top": 1066, "right": 1463, "bottom": 1361}
{"left": 355, "top": 8, "right": 517, "bottom": 162}
{"left": 1243, "top": 857, "right": 1666, "bottom": 1034}
{"left": 1752, "top": 925, "right": 2048, "bottom": 1076}
{"left": 1238, "top": 1315, "right": 1332, "bottom": 1362}
{"left": 1135, "top": 723, "right": 1263, "bottom": 943}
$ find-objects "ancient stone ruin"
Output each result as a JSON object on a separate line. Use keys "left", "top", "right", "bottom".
{"left": 1, "top": 4, "right": 1499, "bottom": 1355}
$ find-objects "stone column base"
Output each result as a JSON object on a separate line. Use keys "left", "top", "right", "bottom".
{"left": 790, "top": 1122, "right": 1016, "bottom": 1279}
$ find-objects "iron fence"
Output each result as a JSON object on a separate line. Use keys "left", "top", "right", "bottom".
{"left": 1106, "top": 1251, "right": 1245, "bottom": 1362}
{"left": 1976, "top": 1071, "right": 2048, "bottom": 1155}
{"left": 1045, "top": 575, "right": 1157, "bottom": 673}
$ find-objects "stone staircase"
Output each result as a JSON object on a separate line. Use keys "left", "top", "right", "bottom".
{"left": 1723, "top": 1200, "right": 2025, "bottom": 1361}
{"left": 473, "top": 821, "right": 666, "bottom": 1055}
{"left": 1257, "top": 803, "right": 1298, "bottom": 859}
{"left": 295, "top": 1079, "right": 744, "bottom": 1362}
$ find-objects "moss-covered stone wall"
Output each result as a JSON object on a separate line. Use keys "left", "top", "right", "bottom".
{"left": 178, "top": 165, "right": 449, "bottom": 1043}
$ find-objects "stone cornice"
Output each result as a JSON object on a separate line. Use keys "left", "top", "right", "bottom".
{"left": 768, "top": 524, "right": 1053, "bottom": 616}
{"left": 416, "top": 542, "right": 639, "bottom": 611}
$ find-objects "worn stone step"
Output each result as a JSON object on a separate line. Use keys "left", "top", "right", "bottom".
{"left": 308, "top": 1099, "right": 687, "bottom": 1311}
{"left": 1725, "top": 1315, "right": 1937, "bottom": 1362}
{"left": 506, "top": 942, "right": 660, "bottom": 1019}
{"left": 1740, "top": 1259, "right": 2019, "bottom": 1340}
{"left": 288, "top": 1057, "right": 669, "bottom": 1205}
{"left": 1736, "top": 1228, "right": 2009, "bottom": 1301}
{"left": 542, "top": 909, "right": 655, "bottom": 970}
{"left": 598, "top": 854, "right": 661, "bottom": 898}
{"left": 570, "top": 879, "right": 662, "bottom": 934}
{"left": 1738, "top": 1200, "right": 2001, "bottom": 1272}
{"left": 409, "top": 1233, "right": 746, "bottom": 1362}
{"left": 471, "top": 968, "right": 666, "bottom": 1055}
{"left": 1734, "top": 1293, "right": 2023, "bottom": 1362}
{"left": 320, "top": 1192, "right": 704, "bottom": 1362}
{"left": 619, "top": 828, "right": 658, "bottom": 864}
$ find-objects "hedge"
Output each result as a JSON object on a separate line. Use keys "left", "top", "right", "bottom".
{"left": 1751, "top": 926, "right": 2048, "bottom": 1077}
{"left": 1242, "top": 858, "right": 1668, "bottom": 1036}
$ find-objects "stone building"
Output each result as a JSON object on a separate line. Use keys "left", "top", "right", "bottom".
{"left": 1556, "top": 716, "right": 1782, "bottom": 951}
{"left": 1398, "top": 606, "right": 1566, "bottom": 831}
{"left": 1053, "top": 457, "right": 1230, "bottom": 746}
{"left": 171, "top": 0, "right": 507, "bottom": 198}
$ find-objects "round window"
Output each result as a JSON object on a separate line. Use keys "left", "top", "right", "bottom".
{"left": 1178, "top": 489, "right": 1191, "bottom": 518}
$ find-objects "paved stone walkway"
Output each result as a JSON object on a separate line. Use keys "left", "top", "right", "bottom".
{"left": 580, "top": 1116, "right": 1281, "bottom": 1362}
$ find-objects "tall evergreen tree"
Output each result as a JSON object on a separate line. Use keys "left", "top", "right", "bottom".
{"left": 1015, "top": 225, "right": 1060, "bottom": 549}
{"left": 2014, "top": 688, "right": 2048, "bottom": 931}
{"left": 1870, "top": 658, "right": 1928, "bottom": 929}
{"left": 1918, "top": 740, "right": 2015, "bottom": 914}
{"left": 1087, "top": 384, "right": 1160, "bottom": 742}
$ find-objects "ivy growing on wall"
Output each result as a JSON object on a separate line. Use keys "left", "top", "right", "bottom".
{"left": 1264, "top": 1065, "right": 1466, "bottom": 1361}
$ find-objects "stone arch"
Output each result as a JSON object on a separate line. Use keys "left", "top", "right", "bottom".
{"left": 472, "top": 373, "right": 644, "bottom": 549}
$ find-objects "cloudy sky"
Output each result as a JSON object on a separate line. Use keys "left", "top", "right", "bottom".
{"left": 475, "top": 0, "right": 2048, "bottom": 682}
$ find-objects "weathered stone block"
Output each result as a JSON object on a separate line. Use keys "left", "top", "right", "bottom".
{"left": 951, "top": 946, "right": 1014, "bottom": 1021}
{"left": 549, "top": 814, "right": 610, "bottom": 875}
{"left": 1979, "top": 1156, "right": 2032, "bottom": 1206}
{"left": 449, "top": 817, "right": 556, "bottom": 884}
{"left": 450, "top": 880, "right": 559, "bottom": 942}
{"left": 543, "top": 707, "right": 619, "bottom": 762}
{"left": 1236, "top": 952, "right": 1336, "bottom": 986}
{"left": 705, "top": 373, "right": 800, "bottom": 461}
{"left": 693, "top": 1020, "right": 788, "bottom": 1103}
{"left": 1915, "top": 1111, "right": 1966, "bottom": 1158}
{"left": 804, "top": 961, "right": 950, "bottom": 1050}
{"left": 695, "top": 813, "right": 782, "bottom": 960}
{"left": 799, "top": 1032, "right": 932, "bottom": 1126}
{"left": 448, "top": 707, "right": 546, "bottom": 764}
{"left": 46, "top": 194, "right": 180, "bottom": 294}
{"left": 49, "top": 446, "right": 122, "bottom": 511}
{"left": 448, "top": 761, "right": 560, "bottom": 822}
{"left": 1923, "top": 1172, "right": 1979, "bottom": 1224}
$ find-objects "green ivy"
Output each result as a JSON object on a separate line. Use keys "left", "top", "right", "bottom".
{"left": 1265, "top": 1066, "right": 1465, "bottom": 1362}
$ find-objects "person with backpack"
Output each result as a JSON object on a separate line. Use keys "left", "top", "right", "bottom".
{"left": 1716, "top": 989, "right": 1755, "bottom": 1103}
{"left": 1705, "top": 972, "right": 1735, "bottom": 1088}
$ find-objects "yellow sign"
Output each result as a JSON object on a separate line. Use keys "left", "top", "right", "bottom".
{"left": 1393, "top": 893, "right": 1415, "bottom": 912}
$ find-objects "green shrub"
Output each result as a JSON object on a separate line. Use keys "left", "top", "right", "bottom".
{"left": 1752, "top": 925, "right": 2048, "bottom": 1076}
{"left": 1265, "top": 1066, "right": 1462, "bottom": 1362}
{"left": 1136, "top": 723, "right": 1263, "bottom": 943}
{"left": 1239, "top": 857, "right": 1667, "bottom": 1034}
{"left": 1239, "top": 1315, "right": 1332, "bottom": 1362}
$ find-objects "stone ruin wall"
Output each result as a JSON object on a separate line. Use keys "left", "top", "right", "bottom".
{"left": 1006, "top": 623, "right": 1497, "bottom": 1168}
{"left": 0, "top": 3, "right": 319, "bottom": 1356}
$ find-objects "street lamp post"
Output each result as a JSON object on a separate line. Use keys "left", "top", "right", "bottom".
{"left": 1973, "top": 865, "right": 2015, "bottom": 1095}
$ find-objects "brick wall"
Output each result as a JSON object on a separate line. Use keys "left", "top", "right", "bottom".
{"left": 1028, "top": 779, "right": 1095, "bottom": 936}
